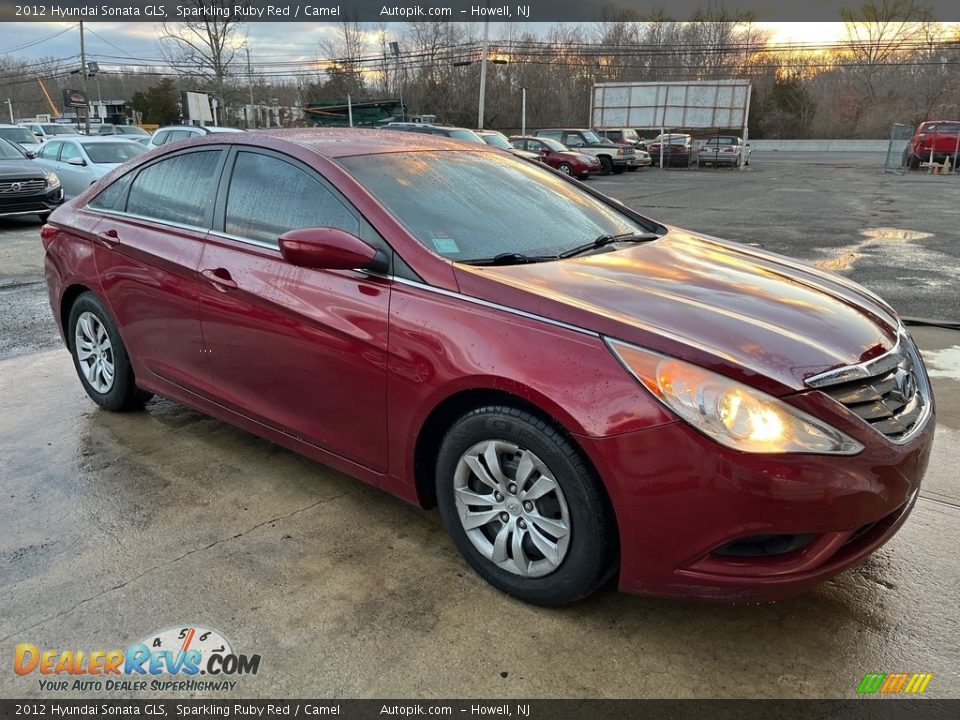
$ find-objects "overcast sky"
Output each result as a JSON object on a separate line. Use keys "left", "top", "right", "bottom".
{"left": 0, "top": 22, "right": 859, "bottom": 69}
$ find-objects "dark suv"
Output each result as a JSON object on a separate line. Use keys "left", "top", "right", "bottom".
{"left": 0, "top": 137, "right": 63, "bottom": 221}
{"left": 597, "top": 128, "right": 647, "bottom": 152}
{"left": 533, "top": 129, "right": 635, "bottom": 174}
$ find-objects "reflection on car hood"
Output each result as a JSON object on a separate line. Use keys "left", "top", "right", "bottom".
{"left": 454, "top": 229, "right": 900, "bottom": 394}
{"left": 0, "top": 159, "right": 47, "bottom": 179}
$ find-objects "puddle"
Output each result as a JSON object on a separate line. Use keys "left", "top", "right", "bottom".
{"left": 923, "top": 345, "right": 960, "bottom": 380}
{"left": 815, "top": 252, "right": 862, "bottom": 271}
{"left": 860, "top": 227, "right": 934, "bottom": 240}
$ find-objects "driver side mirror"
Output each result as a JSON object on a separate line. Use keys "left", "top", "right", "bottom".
{"left": 279, "top": 227, "right": 389, "bottom": 274}
{"left": 25, "top": 149, "right": 38, "bottom": 159}
{"left": 66, "top": 156, "right": 85, "bottom": 166}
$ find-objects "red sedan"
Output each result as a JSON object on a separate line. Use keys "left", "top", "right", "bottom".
{"left": 510, "top": 136, "right": 601, "bottom": 178}
{"left": 42, "top": 130, "right": 933, "bottom": 605}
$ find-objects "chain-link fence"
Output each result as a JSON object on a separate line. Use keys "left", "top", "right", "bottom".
{"left": 883, "top": 123, "right": 915, "bottom": 175}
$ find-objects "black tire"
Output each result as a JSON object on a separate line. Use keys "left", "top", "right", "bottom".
{"left": 436, "top": 405, "right": 617, "bottom": 606}
{"left": 557, "top": 162, "right": 573, "bottom": 175}
{"left": 67, "top": 292, "right": 152, "bottom": 411}
{"left": 612, "top": 165, "right": 626, "bottom": 174}
{"left": 626, "top": 165, "right": 639, "bottom": 172}
{"left": 598, "top": 156, "right": 614, "bottom": 175}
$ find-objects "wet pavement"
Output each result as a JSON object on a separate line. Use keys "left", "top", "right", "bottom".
{"left": 1, "top": 154, "right": 958, "bottom": 699}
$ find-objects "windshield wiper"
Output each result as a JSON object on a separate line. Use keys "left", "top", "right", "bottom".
{"left": 461, "top": 252, "right": 559, "bottom": 266}
{"left": 559, "top": 231, "right": 660, "bottom": 259}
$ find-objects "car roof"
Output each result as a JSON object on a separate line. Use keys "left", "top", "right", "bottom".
{"left": 205, "top": 128, "right": 497, "bottom": 158}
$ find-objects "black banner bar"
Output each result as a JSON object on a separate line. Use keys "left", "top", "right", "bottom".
{"left": 3, "top": 0, "right": 960, "bottom": 23}
{"left": 0, "top": 700, "right": 958, "bottom": 720}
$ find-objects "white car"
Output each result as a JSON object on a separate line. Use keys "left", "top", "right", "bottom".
{"left": 19, "top": 122, "right": 81, "bottom": 142}
{"left": 0, "top": 124, "right": 43, "bottom": 156}
{"left": 33, "top": 136, "right": 145, "bottom": 199}
{"left": 148, "top": 125, "right": 244, "bottom": 149}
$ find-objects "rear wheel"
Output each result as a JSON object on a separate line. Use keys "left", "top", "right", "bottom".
{"left": 68, "top": 292, "right": 152, "bottom": 411}
{"left": 436, "top": 406, "right": 616, "bottom": 606}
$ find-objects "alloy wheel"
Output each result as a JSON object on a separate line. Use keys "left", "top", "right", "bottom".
{"left": 74, "top": 311, "right": 115, "bottom": 393}
{"left": 453, "top": 439, "right": 571, "bottom": 577}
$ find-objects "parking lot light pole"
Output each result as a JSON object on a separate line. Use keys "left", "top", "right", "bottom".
{"left": 521, "top": 88, "right": 526, "bottom": 136}
{"left": 477, "top": 19, "right": 490, "bottom": 129}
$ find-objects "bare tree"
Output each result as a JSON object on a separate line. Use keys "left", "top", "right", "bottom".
{"left": 158, "top": 0, "right": 247, "bottom": 123}
{"left": 318, "top": 18, "right": 370, "bottom": 99}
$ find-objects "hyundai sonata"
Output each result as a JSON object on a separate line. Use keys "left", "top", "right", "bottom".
{"left": 41, "top": 130, "right": 934, "bottom": 605}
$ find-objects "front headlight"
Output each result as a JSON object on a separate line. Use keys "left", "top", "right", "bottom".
{"left": 45, "top": 172, "right": 60, "bottom": 189}
{"left": 607, "top": 339, "right": 863, "bottom": 455}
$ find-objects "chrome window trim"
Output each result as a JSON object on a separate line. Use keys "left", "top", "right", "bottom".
{"left": 391, "top": 276, "right": 599, "bottom": 338}
{"left": 90, "top": 208, "right": 210, "bottom": 235}
{"left": 207, "top": 229, "right": 280, "bottom": 251}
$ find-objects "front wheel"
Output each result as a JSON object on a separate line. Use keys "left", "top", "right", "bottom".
{"left": 598, "top": 156, "right": 614, "bottom": 175}
{"left": 68, "top": 292, "right": 152, "bottom": 411}
{"left": 557, "top": 162, "right": 573, "bottom": 175}
{"left": 436, "top": 406, "right": 617, "bottom": 605}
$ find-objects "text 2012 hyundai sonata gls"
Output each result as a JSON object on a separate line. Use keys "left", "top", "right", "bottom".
{"left": 42, "top": 130, "right": 934, "bottom": 605}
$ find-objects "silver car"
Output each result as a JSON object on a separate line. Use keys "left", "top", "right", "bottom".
{"left": 0, "top": 124, "right": 43, "bottom": 156}
{"left": 33, "top": 136, "right": 145, "bottom": 199}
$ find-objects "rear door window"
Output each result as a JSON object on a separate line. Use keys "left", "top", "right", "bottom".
{"left": 126, "top": 150, "right": 223, "bottom": 227}
{"left": 39, "top": 141, "right": 62, "bottom": 160}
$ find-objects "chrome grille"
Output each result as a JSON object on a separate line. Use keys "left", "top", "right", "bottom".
{"left": 805, "top": 332, "right": 931, "bottom": 443}
{"left": 0, "top": 179, "right": 46, "bottom": 195}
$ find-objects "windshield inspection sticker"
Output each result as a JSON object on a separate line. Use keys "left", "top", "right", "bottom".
{"left": 432, "top": 237, "right": 460, "bottom": 254}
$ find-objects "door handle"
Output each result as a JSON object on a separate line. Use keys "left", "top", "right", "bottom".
{"left": 200, "top": 268, "right": 238, "bottom": 291}
{"left": 94, "top": 229, "right": 119, "bottom": 248}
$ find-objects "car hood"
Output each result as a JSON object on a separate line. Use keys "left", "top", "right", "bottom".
{"left": 453, "top": 229, "right": 900, "bottom": 395}
{"left": 0, "top": 159, "right": 47, "bottom": 179}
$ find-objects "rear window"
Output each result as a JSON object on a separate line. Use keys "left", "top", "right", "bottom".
{"left": 81, "top": 142, "right": 145, "bottom": 164}
{"left": 127, "top": 150, "right": 222, "bottom": 227}
{"left": 921, "top": 122, "right": 960, "bottom": 134}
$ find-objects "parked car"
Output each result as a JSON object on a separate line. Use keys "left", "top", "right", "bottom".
{"left": 0, "top": 124, "right": 43, "bottom": 156}
{"left": 34, "top": 136, "right": 145, "bottom": 199}
{"left": 42, "top": 129, "right": 933, "bottom": 606}
{"left": 647, "top": 134, "right": 694, "bottom": 167}
{"left": 0, "top": 137, "right": 62, "bottom": 221}
{"left": 597, "top": 128, "right": 647, "bottom": 152}
{"left": 697, "top": 135, "right": 746, "bottom": 167}
{"left": 382, "top": 122, "right": 485, "bottom": 144}
{"left": 96, "top": 124, "right": 151, "bottom": 137}
{"left": 903, "top": 120, "right": 960, "bottom": 169}
{"left": 509, "top": 135, "right": 601, "bottom": 178}
{"left": 149, "top": 125, "right": 245, "bottom": 148}
{"left": 19, "top": 122, "right": 81, "bottom": 142}
{"left": 473, "top": 130, "right": 540, "bottom": 162}
{"left": 533, "top": 128, "right": 635, "bottom": 174}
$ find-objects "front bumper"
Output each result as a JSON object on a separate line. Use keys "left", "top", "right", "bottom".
{"left": 0, "top": 186, "right": 63, "bottom": 218}
{"left": 577, "top": 402, "right": 934, "bottom": 602}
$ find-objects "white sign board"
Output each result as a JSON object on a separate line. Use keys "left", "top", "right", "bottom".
{"left": 182, "top": 91, "right": 213, "bottom": 124}
{"left": 592, "top": 80, "right": 751, "bottom": 131}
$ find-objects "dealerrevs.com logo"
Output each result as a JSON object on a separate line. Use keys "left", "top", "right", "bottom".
{"left": 14, "top": 626, "right": 261, "bottom": 693}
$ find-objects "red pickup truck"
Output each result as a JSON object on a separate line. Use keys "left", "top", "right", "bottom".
{"left": 904, "top": 120, "right": 960, "bottom": 168}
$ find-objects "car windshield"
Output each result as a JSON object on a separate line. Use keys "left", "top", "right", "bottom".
{"left": 448, "top": 129, "right": 484, "bottom": 143}
{"left": 704, "top": 137, "right": 738, "bottom": 145}
{"left": 481, "top": 134, "right": 512, "bottom": 150}
{"left": 116, "top": 126, "right": 150, "bottom": 136}
{"left": 922, "top": 122, "right": 960, "bottom": 134}
{"left": 0, "top": 128, "right": 37, "bottom": 145}
{"left": 339, "top": 151, "right": 650, "bottom": 262}
{"left": 41, "top": 125, "right": 77, "bottom": 136}
{"left": 539, "top": 137, "right": 568, "bottom": 152}
{"left": 0, "top": 137, "right": 26, "bottom": 159}
{"left": 581, "top": 130, "right": 603, "bottom": 143}
{"left": 81, "top": 141, "right": 146, "bottom": 164}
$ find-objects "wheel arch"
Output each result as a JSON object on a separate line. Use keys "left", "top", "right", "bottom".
{"left": 411, "top": 386, "right": 616, "bottom": 536}
{"left": 60, "top": 283, "right": 93, "bottom": 348}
